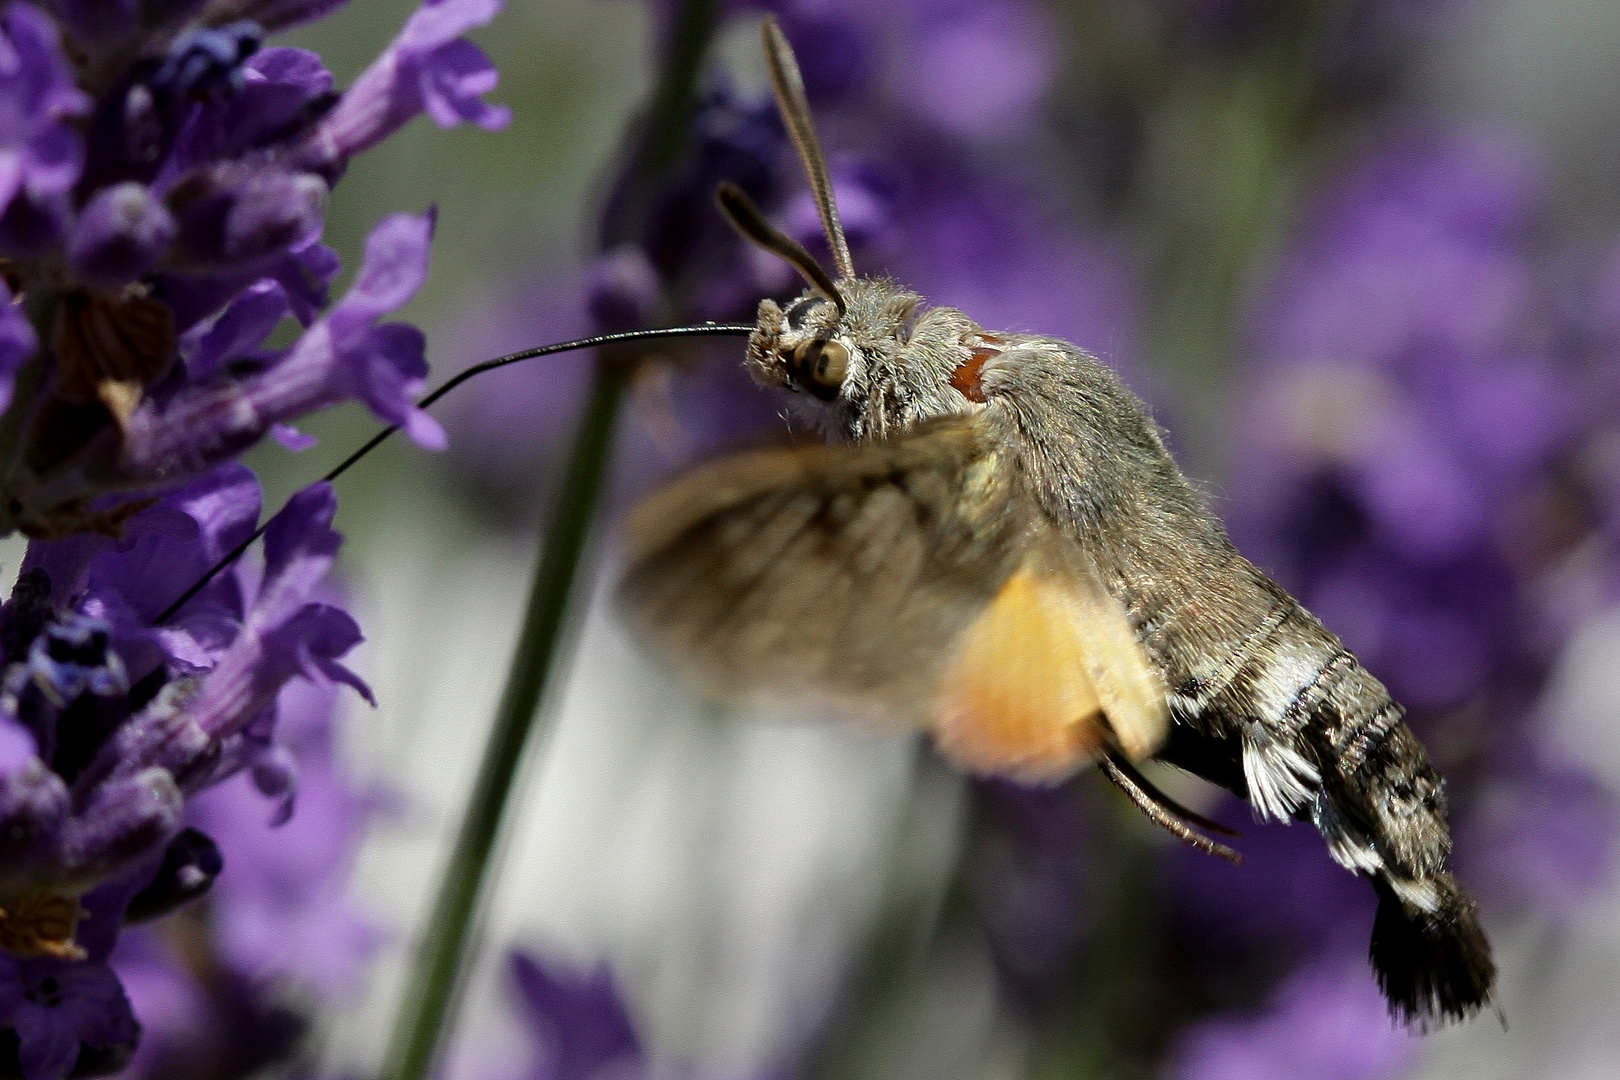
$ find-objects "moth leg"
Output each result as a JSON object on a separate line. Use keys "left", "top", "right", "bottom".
{"left": 1104, "top": 752, "right": 1241, "bottom": 837}
{"left": 1098, "top": 752, "right": 1242, "bottom": 864}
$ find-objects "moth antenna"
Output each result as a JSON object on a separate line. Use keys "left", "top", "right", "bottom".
{"left": 761, "top": 15, "right": 855, "bottom": 282}
{"left": 1099, "top": 752, "right": 1243, "bottom": 864}
{"left": 716, "top": 182, "right": 846, "bottom": 316}
{"left": 154, "top": 323, "right": 755, "bottom": 625}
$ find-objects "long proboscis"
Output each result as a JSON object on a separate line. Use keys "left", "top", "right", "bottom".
{"left": 154, "top": 323, "right": 755, "bottom": 625}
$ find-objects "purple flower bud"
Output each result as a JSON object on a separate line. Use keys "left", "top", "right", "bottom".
{"left": 67, "top": 182, "right": 178, "bottom": 289}
{"left": 58, "top": 768, "right": 184, "bottom": 882}
{"left": 0, "top": 760, "right": 69, "bottom": 890}
{"left": 302, "top": 0, "right": 510, "bottom": 166}
{"left": 165, "top": 164, "right": 328, "bottom": 277}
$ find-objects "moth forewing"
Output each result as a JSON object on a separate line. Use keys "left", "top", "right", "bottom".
{"left": 619, "top": 416, "right": 1024, "bottom": 726}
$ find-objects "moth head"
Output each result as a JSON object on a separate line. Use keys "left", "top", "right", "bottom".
{"left": 716, "top": 17, "right": 908, "bottom": 429}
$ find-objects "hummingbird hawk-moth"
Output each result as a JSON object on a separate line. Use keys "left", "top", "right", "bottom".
{"left": 617, "top": 16, "right": 1496, "bottom": 1025}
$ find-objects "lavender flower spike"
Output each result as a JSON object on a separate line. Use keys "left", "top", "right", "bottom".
{"left": 302, "top": 0, "right": 510, "bottom": 168}
{"left": 120, "top": 209, "right": 445, "bottom": 487}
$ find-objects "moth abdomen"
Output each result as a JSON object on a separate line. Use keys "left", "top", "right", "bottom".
{"left": 1150, "top": 577, "right": 1496, "bottom": 1021}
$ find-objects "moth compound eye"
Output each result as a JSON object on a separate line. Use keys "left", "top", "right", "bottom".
{"left": 785, "top": 295, "right": 827, "bottom": 330}
{"left": 789, "top": 338, "right": 849, "bottom": 401}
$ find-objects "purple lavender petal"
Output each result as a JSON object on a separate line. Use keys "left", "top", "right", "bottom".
{"left": 246, "top": 46, "right": 336, "bottom": 97}
{"left": 0, "top": 954, "right": 140, "bottom": 1080}
{"left": 157, "top": 238, "right": 338, "bottom": 334}
{"left": 180, "top": 483, "right": 368, "bottom": 743}
{"left": 123, "top": 213, "right": 439, "bottom": 483}
{"left": 182, "top": 280, "right": 293, "bottom": 381}
{"left": 248, "top": 210, "right": 443, "bottom": 449}
{"left": 273, "top": 240, "right": 341, "bottom": 325}
{"left": 342, "top": 322, "right": 445, "bottom": 450}
{"left": 508, "top": 951, "right": 645, "bottom": 1080}
{"left": 161, "top": 46, "right": 337, "bottom": 179}
{"left": 416, "top": 38, "right": 508, "bottom": 129}
{"left": 275, "top": 602, "right": 372, "bottom": 703}
{"left": 249, "top": 743, "right": 297, "bottom": 825}
{"left": 0, "top": 4, "right": 92, "bottom": 205}
{"left": 11, "top": 999, "right": 87, "bottom": 1080}
{"left": 77, "top": 863, "right": 165, "bottom": 961}
{"left": 63, "top": 465, "right": 261, "bottom": 643}
{"left": 67, "top": 182, "right": 178, "bottom": 289}
{"left": 302, "top": 0, "right": 509, "bottom": 165}
{"left": 270, "top": 423, "right": 317, "bottom": 450}
{"left": 328, "top": 208, "right": 434, "bottom": 338}
{"left": 107, "top": 934, "right": 206, "bottom": 1080}
{"left": 186, "top": 674, "right": 384, "bottom": 999}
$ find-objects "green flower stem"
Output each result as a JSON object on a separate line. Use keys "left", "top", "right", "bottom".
{"left": 382, "top": 360, "right": 628, "bottom": 1080}
{"left": 381, "top": 0, "right": 723, "bottom": 1072}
